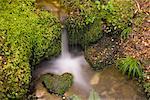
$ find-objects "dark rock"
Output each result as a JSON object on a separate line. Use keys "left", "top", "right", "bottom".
{"left": 85, "top": 35, "right": 120, "bottom": 70}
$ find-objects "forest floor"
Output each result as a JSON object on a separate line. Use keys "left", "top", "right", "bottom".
{"left": 120, "top": 0, "right": 150, "bottom": 87}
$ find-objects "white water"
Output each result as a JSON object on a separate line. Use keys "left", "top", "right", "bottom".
{"left": 47, "top": 27, "right": 91, "bottom": 91}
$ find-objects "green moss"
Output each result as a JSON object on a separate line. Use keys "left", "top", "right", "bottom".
{"left": 0, "top": 0, "right": 61, "bottom": 99}
{"left": 61, "top": 0, "right": 135, "bottom": 48}
{"left": 40, "top": 73, "right": 73, "bottom": 95}
{"left": 61, "top": 0, "right": 103, "bottom": 48}
{"left": 99, "top": 0, "right": 135, "bottom": 32}
{"left": 31, "top": 11, "right": 61, "bottom": 66}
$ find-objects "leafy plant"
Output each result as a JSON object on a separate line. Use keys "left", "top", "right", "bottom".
{"left": 99, "top": 0, "right": 134, "bottom": 37}
{"left": 88, "top": 90, "right": 100, "bottom": 100}
{"left": 116, "top": 56, "right": 143, "bottom": 78}
{"left": 70, "top": 90, "right": 100, "bottom": 100}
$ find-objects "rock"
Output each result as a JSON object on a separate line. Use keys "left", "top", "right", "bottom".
{"left": 35, "top": 82, "right": 61, "bottom": 100}
{"left": 85, "top": 35, "right": 120, "bottom": 70}
{"left": 90, "top": 73, "right": 100, "bottom": 85}
{"left": 39, "top": 73, "right": 73, "bottom": 95}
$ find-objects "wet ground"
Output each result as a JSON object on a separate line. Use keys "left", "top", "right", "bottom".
{"left": 35, "top": 66, "right": 146, "bottom": 100}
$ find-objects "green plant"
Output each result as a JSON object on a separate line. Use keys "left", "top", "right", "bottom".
{"left": 0, "top": 0, "right": 61, "bottom": 99}
{"left": 121, "top": 27, "right": 132, "bottom": 39}
{"left": 116, "top": 56, "right": 143, "bottom": 78}
{"left": 70, "top": 90, "right": 100, "bottom": 100}
{"left": 99, "top": 0, "right": 134, "bottom": 37}
{"left": 62, "top": 0, "right": 102, "bottom": 48}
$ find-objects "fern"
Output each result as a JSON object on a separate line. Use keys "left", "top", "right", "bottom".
{"left": 116, "top": 56, "right": 143, "bottom": 78}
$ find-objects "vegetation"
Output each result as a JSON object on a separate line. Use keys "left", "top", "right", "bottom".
{"left": 59, "top": 0, "right": 135, "bottom": 49}
{"left": 116, "top": 56, "right": 143, "bottom": 78}
{"left": 0, "top": 0, "right": 61, "bottom": 99}
{"left": 0, "top": 0, "right": 148, "bottom": 99}
{"left": 99, "top": 0, "right": 134, "bottom": 38}
{"left": 60, "top": 0, "right": 102, "bottom": 48}
{"left": 40, "top": 73, "right": 73, "bottom": 95}
{"left": 70, "top": 90, "right": 100, "bottom": 100}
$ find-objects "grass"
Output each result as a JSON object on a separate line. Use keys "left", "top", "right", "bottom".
{"left": 116, "top": 56, "right": 143, "bottom": 78}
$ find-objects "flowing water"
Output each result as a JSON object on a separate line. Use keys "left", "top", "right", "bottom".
{"left": 34, "top": 0, "right": 146, "bottom": 99}
{"left": 46, "top": 27, "right": 91, "bottom": 92}
{"left": 36, "top": 0, "right": 91, "bottom": 92}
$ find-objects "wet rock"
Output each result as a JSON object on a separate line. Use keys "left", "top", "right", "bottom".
{"left": 85, "top": 35, "right": 120, "bottom": 70}
{"left": 39, "top": 73, "right": 73, "bottom": 95}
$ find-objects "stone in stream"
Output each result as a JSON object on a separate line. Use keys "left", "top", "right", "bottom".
{"left": 39, "top": 73, "right": 73, "bottom": 95}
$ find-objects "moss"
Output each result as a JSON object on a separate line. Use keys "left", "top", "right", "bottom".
{"left": 99, "top": 0, "right": 134, "bottom": 38}
{"left": 40, "top": 73, "right": 73, "bottom": 95}
{"left": 60, "top": 0, "right": 103, "bottom": 48}
{"left": 0, "top": 0, "right": 61, "bottom": 99}
{"left": 60, "top": 0, "right": 135, "bottom": 48}
{"left": 31, "top": 11, "right": 61, "bottom": 66}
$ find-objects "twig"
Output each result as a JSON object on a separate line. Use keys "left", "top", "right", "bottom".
{"left": 134, "top": 0, "right": 141, "bottom": 13}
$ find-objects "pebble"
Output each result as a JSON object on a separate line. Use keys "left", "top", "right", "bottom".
{"left": 4, "top": 62, "right": 7, "bottom": 65}
{"left": 90, "top": 73, "right": 100, "bottom": 85}
{"left": 62, "top": 96, "right": 66, "bottom": 100}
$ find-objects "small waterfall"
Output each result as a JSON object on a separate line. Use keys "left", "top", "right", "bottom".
{"left": 33, "top": 23, "right": 91, "bottom": 92}
{"left": 61, "top": 27, "right": 69, "bottom": 57}
{"left": 46, "top": 26, "right": 91, "bottom": 92}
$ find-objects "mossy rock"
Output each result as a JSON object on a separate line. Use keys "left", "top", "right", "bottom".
{"left": 0, "top": 0, "right": 61, "bottom": 99}
{"left": 99, "top": 0, "right": 134, "bottom": 38}
{"left": 85, "top": 35, "right": 120, "bottom": 70}
{"left": 40, "top": 73, "right": 73, "bottom": 95}
{"left": 60, "top": 0, "right": 103, "bottom": 48}
{"left": 60, "top": 0, "right": 135, "bottom": 47}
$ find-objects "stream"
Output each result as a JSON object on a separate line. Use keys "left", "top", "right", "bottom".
{"left": 34, "top": 0, "right": 147, "bottom": 100}
{"left": 34, "top": 65, "right": 146, "bottom": 100}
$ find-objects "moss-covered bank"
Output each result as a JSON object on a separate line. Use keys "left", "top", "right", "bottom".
{"left": 60, "top": 0, "right": 103, "bottom": 48}
{"left": 59, "top": 0, "right": 134, "bottom": 48}
{"left": 0, "top": 0, "right": 61, "bottom": 99}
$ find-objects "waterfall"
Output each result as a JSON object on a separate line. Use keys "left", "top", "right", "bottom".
{"left": 48, "top": 26, "right": 91, "bottom": 91}
{"left": 34, "top": 26, "right": 91, "bottom": 92}
{"left": 61, "top": 27, "right": 69, "bottom": 57}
